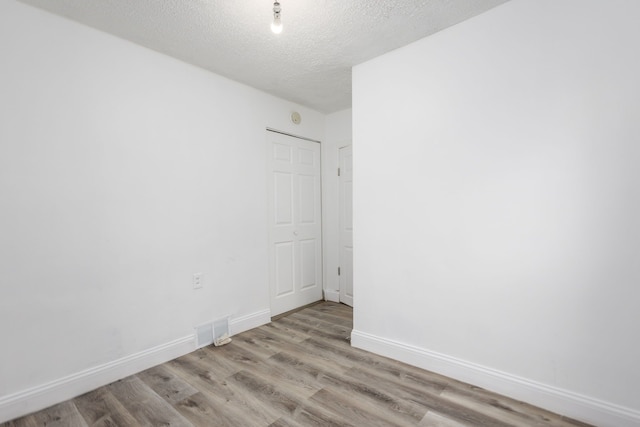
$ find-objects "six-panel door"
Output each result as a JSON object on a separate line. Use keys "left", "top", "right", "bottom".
{"left": 267, "top": 131, "right": 323, "bottom": 316}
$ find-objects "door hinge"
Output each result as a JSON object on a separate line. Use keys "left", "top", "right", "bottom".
{"left": 338, "top": 267, "right": 341, "bottom": 276}
{"left": 338, "top": 168, "right": 341, "bottom": 176}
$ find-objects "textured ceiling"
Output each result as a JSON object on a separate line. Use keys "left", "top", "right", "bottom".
{"left": 18, "top": 0, "right": 508, "bottom": 113}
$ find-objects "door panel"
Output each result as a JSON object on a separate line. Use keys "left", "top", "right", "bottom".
{"left": 275, "top": 242, "right": 294, "bottom": 296}
{"left": 339, "top": 145, "right": 354, "bottom": 307}
{"left": 299, "top": 175, "right": 317, "bottom": 224}
{"left": 274, "top": 143, "right": 292, "bottom": 162}
{"left": 300, "top": 239, "right": 317, "bottom": 289}
{"left": 298, "top": 148, "right": 316, "bottom": 166}
{"left": 274, "top": 172, "right": 293, "bottom": 225}
{"left": 268, "top": 131, "right": 323, "bottom": 316}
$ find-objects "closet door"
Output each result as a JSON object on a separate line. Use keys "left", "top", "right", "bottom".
{"left": 267, "top": 130, "right": 322, "bottom": 316}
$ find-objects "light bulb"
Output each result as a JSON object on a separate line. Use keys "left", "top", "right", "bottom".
{"left": 271, "top": 1, "right": 282, "bottom": 34}
{"left": 271, "top": 16, "right": 283, "bottom": 34}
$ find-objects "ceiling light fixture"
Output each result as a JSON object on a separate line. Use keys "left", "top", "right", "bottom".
{"left": 271, "top": 1, "right": 283, "bottom": 34}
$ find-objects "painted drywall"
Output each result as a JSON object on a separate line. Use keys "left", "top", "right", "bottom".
{"left": 0, "top": 0, "right": 324, "bottom": 420}
{"left": 322, "top": 109, "right": 353, "bottom": 301}
{"left": 352, "top": 0, "right": 640, "bottom": 425}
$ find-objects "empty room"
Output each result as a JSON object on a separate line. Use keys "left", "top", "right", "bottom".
{"left": 1, "top": 0, "right": 638, "bottom": 426}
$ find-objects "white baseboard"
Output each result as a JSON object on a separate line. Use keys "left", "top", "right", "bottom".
{"left": 0, "top": 335, "right": 195, "bottom": 424}
{"left": 324, "top": 289, "right": 340, "bottom": 303}
{"left": 0, "top": 308, "right": 272, "bottom": 424}
{"left": 229, "top": 308, "right": 271, "bottom": 336}
{"left": 351, "top": 329, "right": 640, "bottom": 427}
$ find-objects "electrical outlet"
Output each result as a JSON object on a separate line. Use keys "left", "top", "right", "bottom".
{"left": 192, "top": 273, "right": 204, "bottom": 289}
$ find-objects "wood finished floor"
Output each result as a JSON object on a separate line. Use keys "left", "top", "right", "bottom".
{"left": 2, "top": 302, "right": 593, "bottom": 427}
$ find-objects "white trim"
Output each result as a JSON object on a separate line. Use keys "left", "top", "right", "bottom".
{"left": 323, "top": 289, "right": 340, "bottom": 303}
{"left": 229, "top": 309, "right": 271, "bottom": 335}
{"left": 351, "top": 330, "right": 640, "bottom": 427}
{"left": 0, "top": 335, "right": 194, "bottom": 424}
{"left": 0, "top": 308, "right": 272, "bottom": 424}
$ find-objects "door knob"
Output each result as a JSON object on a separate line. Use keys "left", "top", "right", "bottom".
{"left": 293, "top": 231, "right": 298, "bottom": 236}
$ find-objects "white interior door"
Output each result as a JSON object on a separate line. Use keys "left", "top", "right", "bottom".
{"left": 267, "top": 130, "right": 323, "bottom": 316}
{"left": 338, "top": 145, "right": 353, "bottom": 307}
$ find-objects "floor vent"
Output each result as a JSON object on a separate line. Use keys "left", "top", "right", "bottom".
{"left": 212, "top": 317, "right": 231, "bottom": 346}
{"left": 195, "top": 317, "right": 231, "bottom": 348}
{"left": 195, "top": 322, "right": 214, "bottom": 348}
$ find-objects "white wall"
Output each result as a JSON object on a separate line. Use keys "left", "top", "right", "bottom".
{"left": 352, "top": 1, "right": 640, "bottom": 426}
{"left": 0, "top": 0, "right": 325, "bottom": 421}
{"left": 323, "top": 109, "right": 352, "bottom": 301}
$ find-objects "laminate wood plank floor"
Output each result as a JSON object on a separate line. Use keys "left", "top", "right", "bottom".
{"left": 2, "top": 302, "right": 593, "bottom": 427}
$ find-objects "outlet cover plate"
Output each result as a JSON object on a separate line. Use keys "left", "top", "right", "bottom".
{"left": 193, "top": 273, "right": 204, "bottom": 289}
